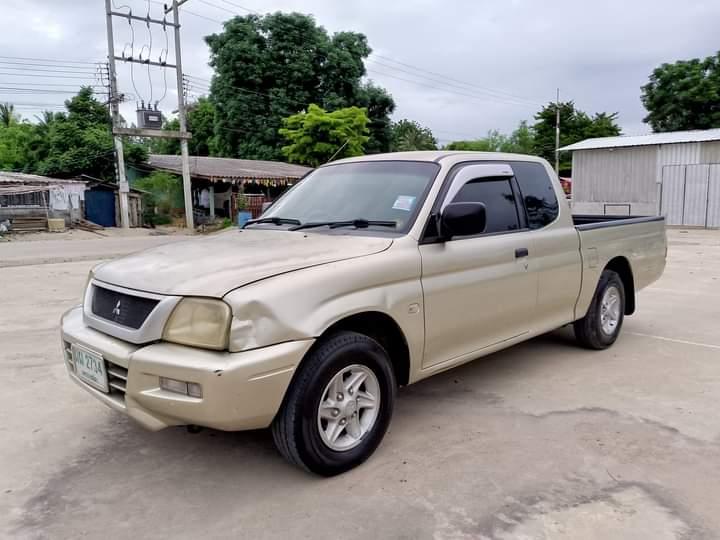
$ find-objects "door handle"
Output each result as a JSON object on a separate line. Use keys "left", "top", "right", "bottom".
{"left": 515, "top": 247, "right": 529, "bottom": 258}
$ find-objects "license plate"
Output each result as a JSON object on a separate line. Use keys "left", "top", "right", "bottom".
{"left": 72, "top": 345, "right": 109, "bottom": 393}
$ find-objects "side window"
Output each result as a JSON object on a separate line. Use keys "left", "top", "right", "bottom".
{"left": 512, "top": 162, "right": 559, "bottom": 229}
{"left": 451, "top": 177, "right": 520, "bottom": 234}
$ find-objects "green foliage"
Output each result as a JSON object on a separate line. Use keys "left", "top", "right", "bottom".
{"left": 532, "top": 101, "right": 620, "bottom": 171}
{"left": 152, "top": 97, "right": 217, "bottom": 156}
{"left": 279, "top": 104, "right": 369, "bottom": 166}
{"left": 0, "top": 103, "right": 20, "bottom": 128}
{"left": 134, "top": 171, "right": 184, "bottom": 221}
{"left": 355, "top": 83, "right": 395, "bottom": 153}
{"left": 0, "top": 123, "right": 36, "bottom": 170}
{"left": 506, "top": 121, "right": 535, "bottom": 154}
{"left": 390, "top": 119, "right": 437, "bottom": 151}
{"left": 641, "top": 52, "right": 720, "bottom": 132}
{"left": 444, "top": 121, "right": 535, "bottom": 155}
{"left": 0, "top": 87, "right": 146, "bottom": 179}
{"left": 206, "top": 12, "right": 394, "bottom": 160}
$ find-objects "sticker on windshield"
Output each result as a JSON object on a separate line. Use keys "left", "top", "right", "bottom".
{"left": 392, "top": 195, "right": 416, "bottom": 211}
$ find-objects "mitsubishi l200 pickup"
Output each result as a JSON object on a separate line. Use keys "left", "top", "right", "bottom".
{"left": 61, "top": 151, "right": 667, "bottom": 475}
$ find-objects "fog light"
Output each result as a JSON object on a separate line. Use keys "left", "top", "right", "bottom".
{"left": 187, "top": 382, "right": 203, "bottom": 398}
{"left": 160, "top": 377, "right": 202, "bottom": 398}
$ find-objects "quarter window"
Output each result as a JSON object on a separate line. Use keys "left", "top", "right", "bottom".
{"left": 512, "top": 162, "right": 559, "bottom": 229}
{"left": 451, "top": 177, "right": 520, "bottom": 234}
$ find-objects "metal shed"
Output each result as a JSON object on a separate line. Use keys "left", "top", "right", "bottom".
{"left": 560, "top": 129, "right": 720, "bottom": 227}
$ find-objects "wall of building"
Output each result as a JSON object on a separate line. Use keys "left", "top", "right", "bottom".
{"left": 571, "top": 146, "right": 659, "bottom": 215}
{"left": 571, "top": 140, "right": 720, "bottom": 216}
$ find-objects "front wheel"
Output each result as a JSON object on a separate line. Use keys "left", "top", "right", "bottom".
{"left": 574, "top": 269, "right": 626, "bottom": 350}
{"left": 271, "top": 331, "right": 396, "bottom": 476}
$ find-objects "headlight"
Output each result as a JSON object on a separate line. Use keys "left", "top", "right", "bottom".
{"left": 162, "top": 298, "right": 232, "bottom": 350}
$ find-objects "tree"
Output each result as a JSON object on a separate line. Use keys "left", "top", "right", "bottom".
{"left": 153, "top": 97, "right": 217, "bottom": 156}
{"left": 443, "top": 122, "right": 535, "bottom": 154}
{"left": 205, "top": 12, "right": 394, "bottom": 160}
{"left": 390, "top": 119, "right": 437, "bottom": 151}
{"left": 0, "top": 123, "right": 36, "bottom": 170}
{"left": 641, "top": 52, "right": 720, "bottom": 132}
{"left": 0, "top": 103, "right": 19, "bottom": 128}
{"left": 445, "top": 130, "right": 508, "bottom": 152}
{"left": 355, "top": 83, "right": 395, "bottom": 153}
{"left": 31, "top": 87, "right": 146, "bottom": 179}
{"left": 505, "top": 121, "right": 535, "bottom": 154}
{"left": 532, "top": 101, "right": 620, "bottom": 172}
{"left": 134, "top": 170, "right": 184, "bottom": 223}
{"left": 279, "top": 104, "right": 369, "bottom": 166}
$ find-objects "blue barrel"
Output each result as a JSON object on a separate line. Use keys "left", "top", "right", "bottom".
{"left": 237, "top": 211, "right": 252, "bottom": 227}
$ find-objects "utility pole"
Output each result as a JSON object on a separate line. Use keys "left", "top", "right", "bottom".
{"left": 104, "top": 0, "right": 194, "bottom": 229}
{"left": 555, "top": 87, "right": 561, "bottom": 175}
{"left": 171, "top": 0, "right": 194, "bottom": 230}
{"left": 104, "top": 0, "right": 130, "bottom": 228}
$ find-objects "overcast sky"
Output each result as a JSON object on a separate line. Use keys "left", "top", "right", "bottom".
{"left": 2, "top": 0, "right": 718, "bottom": 146}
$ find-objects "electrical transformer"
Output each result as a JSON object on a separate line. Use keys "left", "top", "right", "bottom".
{"left": 136, "top": 107, "right": 163, "bottom": 129}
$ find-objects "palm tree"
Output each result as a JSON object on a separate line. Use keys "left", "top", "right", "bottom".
{"left": 0, "top": 103, "right": 18, "bottom": 127}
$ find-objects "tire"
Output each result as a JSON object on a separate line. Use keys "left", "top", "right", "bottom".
{"left": 271, "top": 331, "right": 396, "bottom": 476}
{"left": 574, "top": 269, "right": 626, "bottom": 350}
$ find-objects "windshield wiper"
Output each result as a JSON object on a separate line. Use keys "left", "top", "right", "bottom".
{"left": 290, "top": 219, "right": 397, "bottom": 231}
{"left": 243, "top": 216, "right": 301, "bottom": 228}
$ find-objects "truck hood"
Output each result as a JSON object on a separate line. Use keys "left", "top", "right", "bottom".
{"left": 93, "top": 229, "right": 393, "bottom": 297}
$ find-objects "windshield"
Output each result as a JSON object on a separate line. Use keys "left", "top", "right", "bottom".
{"left": 259, "top": 161, "right": 440, "bottom": 232}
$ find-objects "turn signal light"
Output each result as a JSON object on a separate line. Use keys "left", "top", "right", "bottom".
{"left": 159, "top": 376, "right": 203, "bottom": 398}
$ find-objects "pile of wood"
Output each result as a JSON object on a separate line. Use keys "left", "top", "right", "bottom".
{"left": 72, "top": 217, "right": 106, "bottom": 235}
{"left": 10, "top": 217, "right": 47, "bottom": 232}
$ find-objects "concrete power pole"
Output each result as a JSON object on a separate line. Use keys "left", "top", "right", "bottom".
{"left": 555, "top": 87, "right": 561, "bottom": 175}
{"left": 104, "top": 0, "right": 194, "bottom": 229}
{"left": 104, "top": 0, "right": 130, "bottom": 228}
{"left": 171, "top": 0, "right": 194, "bottom": 230}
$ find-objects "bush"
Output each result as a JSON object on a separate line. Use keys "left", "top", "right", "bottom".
{"left": 134, "top": 171, "right": 184, "bottom": 216}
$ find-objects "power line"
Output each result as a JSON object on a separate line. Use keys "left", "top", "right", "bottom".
{"left": 0, "top": 72, "right": 104, "bottom": 80}
{"left": 217, "top": 0, "right": 259, "bottom": 14}
{"left": 0, "top": 55, "right": 100, "bottom": 65}
{"left": 0, "top": 82, "right": 106, "bottom": 88}
{"left": 365, "top": 67, "right": 535, "bottom": 108}
{"left": 0, "top": 64, "right": 101, "bottom": 74}
{"left": 371, "top": 53, "right": 545, "bottom": 105}
{"left": 366, "top": 59, "right": 541, "bottom": 107}
{"left": 146, "top": 0, "right": 224, "bottom": 24}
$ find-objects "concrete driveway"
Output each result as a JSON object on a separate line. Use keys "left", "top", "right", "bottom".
{"left": 1, "top": 229, "right": 719, "bottom": 539}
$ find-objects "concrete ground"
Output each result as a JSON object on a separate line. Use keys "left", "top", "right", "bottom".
{"left": 1, "top": 229, "right": 719, "bottom": 540}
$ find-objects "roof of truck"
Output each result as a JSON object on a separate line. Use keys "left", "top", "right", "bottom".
{"left": 330, "top": 150, "right": 547, "bottom": 165}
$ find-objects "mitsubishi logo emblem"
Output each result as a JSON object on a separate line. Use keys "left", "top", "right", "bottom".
{"left": 112, "top": 300, "right": 122, "bottom": 318}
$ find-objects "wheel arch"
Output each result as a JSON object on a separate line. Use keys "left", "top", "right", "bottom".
{"left": 317, "top": 311, "right": 411, "bottom": 387}
{"left": 605, "top": 256, "right": 635, "bottom": 315}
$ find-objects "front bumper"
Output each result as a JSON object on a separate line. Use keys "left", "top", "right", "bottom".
{"left": 61, "top": 306, "right": 314, "bottom": 431}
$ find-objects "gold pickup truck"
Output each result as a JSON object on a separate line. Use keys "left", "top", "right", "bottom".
{"left": 61, "top": 151, "right": 666, "bottom": 475}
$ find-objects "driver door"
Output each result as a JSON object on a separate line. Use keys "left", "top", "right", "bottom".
{"left": 419, "top": 163, "right": 537, "bottom": 369}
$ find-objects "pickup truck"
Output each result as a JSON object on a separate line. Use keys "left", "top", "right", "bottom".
{"left": 61, "top": 151, "right": 667, "bottom": 476}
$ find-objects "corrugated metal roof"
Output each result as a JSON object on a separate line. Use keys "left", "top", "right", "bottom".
{"left": 558, "top": 128, "right": 720, "bottom": 152}
{"left": 0, "top": 171, "right": 86, "bottom": 184}
{"left": 147, "top": 154, "right": 311, "bottom": 181}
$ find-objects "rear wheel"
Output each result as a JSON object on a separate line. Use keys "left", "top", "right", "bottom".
{"left": 271, "top": 331, "right": 396, "bottom": 476}
{"left": 574, "top": 269, "right": 626, "bottom": 350}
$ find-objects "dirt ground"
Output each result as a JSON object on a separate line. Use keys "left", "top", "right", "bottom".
{"left": 1, "top": 228, "right": 719, "bottom": 539}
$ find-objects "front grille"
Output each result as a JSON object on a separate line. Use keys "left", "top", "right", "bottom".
{"left": 91, "top": 285, "right": 159, "bottom": 329}
{"left": 107, "top": 361, "right": 128, "bottom": 397}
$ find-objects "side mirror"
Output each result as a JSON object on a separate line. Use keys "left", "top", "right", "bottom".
{"left": 440, "top": 202, "right": 487, "bottom": 239}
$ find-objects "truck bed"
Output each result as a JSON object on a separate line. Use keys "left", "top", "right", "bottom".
{"left": 573, "top": 214, "right": 665, "bottom": 231}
